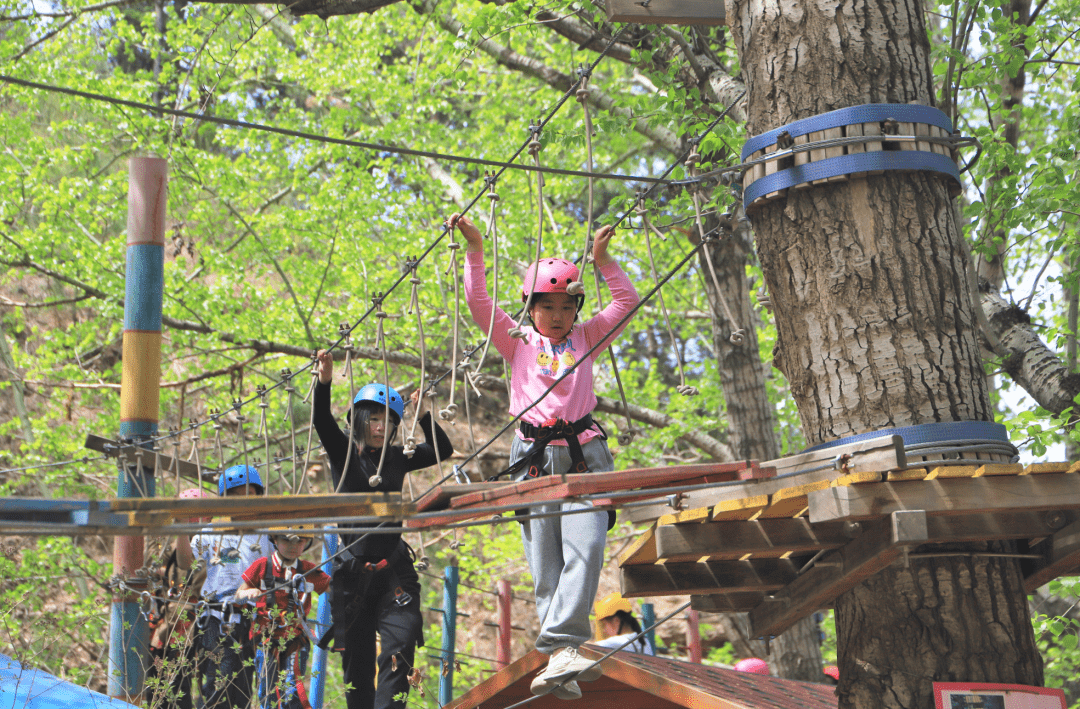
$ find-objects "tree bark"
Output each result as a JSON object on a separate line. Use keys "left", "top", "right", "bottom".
{"left": 728, "top": 0, "right": 1043, "bottom": 704}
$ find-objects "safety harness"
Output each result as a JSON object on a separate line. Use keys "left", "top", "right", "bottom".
{"left": 317, "top": 542, "right": 414, "bottom": 651}
{"left": 488, "top": 414, "right": 602, "bottom": 482}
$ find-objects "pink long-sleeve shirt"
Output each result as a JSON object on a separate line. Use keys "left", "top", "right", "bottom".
{"left": 464, "top": 250, "right": 640, "bottom": 445}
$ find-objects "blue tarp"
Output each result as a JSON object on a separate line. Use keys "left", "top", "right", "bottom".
{"left": 0, "top": 654, "right": 139, "bottom": 709}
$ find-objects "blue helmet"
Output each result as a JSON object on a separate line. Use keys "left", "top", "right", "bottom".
{"left": 218, "top": 464, "right": 264, "bottom": 496}
{"left": 353, "top": 383, "right": 404, "bottom": 424}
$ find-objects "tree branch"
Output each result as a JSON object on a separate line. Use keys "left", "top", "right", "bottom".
{"left": 982, "top": 286, "right": 1080, "bottom": 415}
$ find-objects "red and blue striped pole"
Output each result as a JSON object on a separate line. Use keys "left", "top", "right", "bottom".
{"left": 109, "top": 156, "right": 167, "bottom": 701}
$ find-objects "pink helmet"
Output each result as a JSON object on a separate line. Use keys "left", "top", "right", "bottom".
{"left": 823, "top": 665, "right": 839, "bottom": 681}
{"left": 522, "top": 258, "right": 581, "bottom": 305}
{"left": 734, "top": 658, "right": 769, "bottom": 675}
{"left": 179, "top": 487, "right": 211, "bottom": 524}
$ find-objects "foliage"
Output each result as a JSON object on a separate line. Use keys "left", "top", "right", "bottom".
{"left": 0, "top": 0, "right": 1077, "bottom": 699}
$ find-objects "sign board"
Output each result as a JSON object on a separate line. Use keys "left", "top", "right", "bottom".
{"left": 933, "top": 683, "right": 1066, "bottom": 709}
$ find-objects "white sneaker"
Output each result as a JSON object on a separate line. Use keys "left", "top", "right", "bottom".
{"left": 530, "top": 647, "right": 603, "bottom": 696}
{"left": 551, "top": 680, "right": 582, "bottom": 700}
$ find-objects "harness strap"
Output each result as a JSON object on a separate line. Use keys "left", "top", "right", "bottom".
{"left": 488, "top": 414, "right": 598, "bottom": 482}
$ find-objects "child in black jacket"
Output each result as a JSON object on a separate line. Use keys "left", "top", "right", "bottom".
{"left": 312, "top": 349, "right": 453, "bottom": 709}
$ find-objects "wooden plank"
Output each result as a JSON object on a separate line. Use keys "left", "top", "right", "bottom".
{"left": 759, "top": 479, "right": 832, "bottom": 519}
{"left": 863, "top": 121, "right": 884, "bottom": 175}
{"left": 886, "top": 468, "right": 929, "bottom": 482}
{"left": 627, "top": 435, "right": 904, "bottom": 524}
{"left": 1021, "top": 462, "right": 1071, "bottom": 475}
{"left": 929, "top": 125, "right": 949, "bottom": 157}
{"left": 978, "top": 463, "right": 1025, "bottom": 476}
{"left": 414, "top": 482, "right": 507, "bottom": 512}
{"left": 86, "top": 433, "right": 206, "bottom": 480}
{"left": 926, "top": 465, "right": 980, "bottom": 480}
{"left": 712, "top": 495, "right": 769, "bottom": 521}
{"left": 809, "top": 130, "right": 827, "bottom": 185}
{"left": 809, "top": 474, "right": 1080, "bottom": 524}
{"left": 846, "top": 123, "right": 866, "bottom": 178}
{"left": 897, "top": 121, "right": 916, "bottom": 152}
{"left": 622, "top": 558, "right": 799, "bottom": 598}
{"left": 654, "top": 519, "right": 851, "bottom": 563}
{"left": 690, "top": 593, "right": 766, "bottom": 614}
{"left": 792, "top": 134, "right": 812, "bottom": 191}
{"left": 823, "top": 126, "right": 846, "bottom": 183}
{"left": 914, "top": 121, "right": 932, "bottom": 153}
{"left": 606, "top": 0, "right": 725, "bottom": 26}
{"left": 111, "top": 492, "right": 407, "bottom": 515}
{"left": 448, "top": 463, "right": 756, "bottom": 510}
{"left": 764, "top": 143, "right": 785, "bottom": 201}
{"left": 833, "top": 470, "right": 883, "bottom": 486}
{"left": 658, "top": 507, "right": 711, "bottom": 526}
{"left": 618, "top": 524, "right": 659, "bottom": 566}
{"left": 749, "top": 511, "right": 929, "bottom": 638}
{"left": 1023, "top": 518, "right": 1080, "bottom": 592}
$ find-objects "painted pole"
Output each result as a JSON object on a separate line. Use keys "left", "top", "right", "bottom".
{"left": 642, "top": 603, "right": 656, "bottom": 654}
{"left": 686, "top": 609, "right": 702, "bottom": 664}
{"left": 439, "top": 565, "right": 459, "bottom": 706}
{"left": 309, "top": 532, "right": 338, "bottom": 709}
{"left": 496, "top": 579, "right": 511, "bottom": 669}
{"left": 109, "top": 156, "right": 167, "bottom": 701}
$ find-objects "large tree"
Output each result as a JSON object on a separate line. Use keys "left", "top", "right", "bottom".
{"left": 728, "top": 0, "right": 1044, "bottom": 705}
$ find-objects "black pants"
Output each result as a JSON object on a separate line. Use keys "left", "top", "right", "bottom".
{"left": 331, "top": 549, "right": 423, "bottom": 709}
{"left": 199, "top": 614, "right": 256, "bottom": 709}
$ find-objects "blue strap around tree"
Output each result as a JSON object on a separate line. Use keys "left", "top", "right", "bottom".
{"left": 741, "top": 103, "right": 954, "bottom": 160}
{"left": 802, "top": 420, "right": 1012, "bottom": 454}
{"left": 743, "top": 150, "right": 961, "bottom": 208}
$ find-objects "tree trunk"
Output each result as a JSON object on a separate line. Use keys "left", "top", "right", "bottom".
{"left": 700, "top": 214, "right": 825, "bottom": 681}
{"left": 728, "top": 0, "right": 1043, "bottom": 704}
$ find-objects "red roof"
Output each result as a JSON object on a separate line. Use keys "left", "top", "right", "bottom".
{"left": 445, "top": 645, "right": 838, "bottom": 709}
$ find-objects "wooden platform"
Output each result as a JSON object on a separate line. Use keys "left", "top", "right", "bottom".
{"left": 619, "top": 458, "right": 1080, "bottom": 639}
{"left": 406, "top": 461, "right": 773, "bottom": 530}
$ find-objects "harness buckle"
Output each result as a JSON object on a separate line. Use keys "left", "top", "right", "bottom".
{"left": 393, "top": 586, "right": 412, "bottom": 607}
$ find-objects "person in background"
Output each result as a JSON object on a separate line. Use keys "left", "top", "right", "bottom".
{"left": 591, "top": 592, "right": 654, "bottom": 655}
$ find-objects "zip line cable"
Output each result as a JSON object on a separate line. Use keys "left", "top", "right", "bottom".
{"left": 0, "top": 74, "right": 674, "bottom": 184}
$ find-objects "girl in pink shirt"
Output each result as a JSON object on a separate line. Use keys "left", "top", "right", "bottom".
{"left": 449, "top": 213, "right": 639, "bottom": 700}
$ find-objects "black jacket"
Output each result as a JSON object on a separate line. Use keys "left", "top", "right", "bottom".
{"left": 313, "top": 381, "right": 453, "bottom": 559}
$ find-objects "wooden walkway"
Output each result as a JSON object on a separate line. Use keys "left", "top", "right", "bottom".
{"left": 617, "top": 441, "right": 1080, "bottom": 639}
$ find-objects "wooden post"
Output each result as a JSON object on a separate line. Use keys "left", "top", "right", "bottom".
{"left": 686, "top": 609, "right": 702, "bottom": 663}
{"left": 309, "top": 532, "right": 338, "bottom": 708}
{"left": 109, "top": 156, "right": 166, "bottom": 702}
{"left": 642, "top": 603, "right": 657, "bottom": 654}
{"left": 496, "top": 579, "right": 512, "bottom": 669}
{"left": 440, "top": 565, "right": 459, "bottom": 706}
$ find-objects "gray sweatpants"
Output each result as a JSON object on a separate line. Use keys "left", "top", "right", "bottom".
{"left": 511, "top": 435, "right": 613, "bottom": 655}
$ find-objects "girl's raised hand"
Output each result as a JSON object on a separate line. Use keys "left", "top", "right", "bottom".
{"left": 315, "top": 349, "right": 333, "bottom": 384}
{"left": 447, "top": 213, "right": 483, "bottom": 253}
{"left": 409, "top": 387, "right": 427, "bottom": 417}
{"left": 592, "top": 224, "right": 616, "bottom": 267}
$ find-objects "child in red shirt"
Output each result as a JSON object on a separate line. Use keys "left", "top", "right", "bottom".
{"left": 236, "top": 526, "right": 331, "bottom": 709}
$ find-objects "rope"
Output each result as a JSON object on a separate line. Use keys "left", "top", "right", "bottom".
{"left": 685, "top": 149, "right": 745, "bottom": 346}
{"left": 403, "top": 260, "right": 428, "bottom": 458}
{"left": 471, "top": 175, "right": 501, "bottom": 377}
{"left": 439, "top": 232, "right": 462, "bottom": 424}
{"left": 636, "top": 196, "right": 696, "bottom": 396}
{"left": 335, "top": 326, "right": 361, "bottom": 493}
{"left": 0, "top": 75, "right": 675, "bottom": 185}
{"left": 370, "top": 294, "right": 395, "bottom": 488}
{"left": 508, "top": 121, "right": 548, "bottom": 340}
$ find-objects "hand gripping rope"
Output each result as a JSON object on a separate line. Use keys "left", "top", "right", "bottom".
{"left": 402, "top": 258, "right": 427, "bottom": 460}
{"left": 739, "top": 103, "right": 976, "bottom": 212}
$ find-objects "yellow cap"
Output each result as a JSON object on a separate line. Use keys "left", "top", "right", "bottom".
{"left": 594, "top": 592, "right": 633, "bottom": 621}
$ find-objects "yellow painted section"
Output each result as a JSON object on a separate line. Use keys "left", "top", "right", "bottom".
{"left": 618, "top": 525, "right": 657, "bottom": 566}
{"left": 971, "top": 463, "right": 1020, "bottom": 477}
{"left": 926, "top": 465, "right": 980, "bottom": 480}
{"left": 712, "top": 495, "right": 768, "bottom": 521}
{"left": 1021, "top": 462, "right": 1071, "bottom": 475}
{"left": 833, "top": 470, "right": 882, "bottom": 486}
{"left": 658, "top": 507, "right": 711, "bottom": 525}
{"left": 886, "top": 468, "right": 929, "bottom": 482}
{"left": 120, "top": 330, "right": 161, "bottom": 423}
